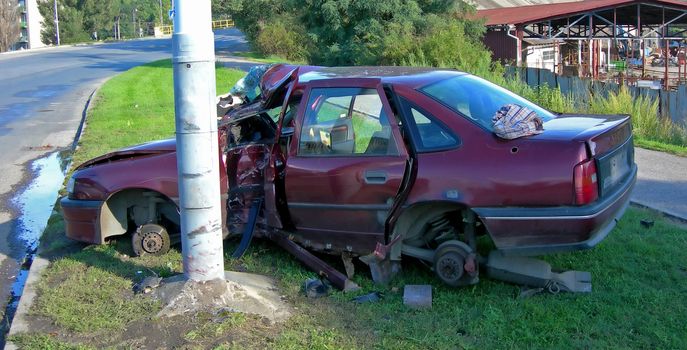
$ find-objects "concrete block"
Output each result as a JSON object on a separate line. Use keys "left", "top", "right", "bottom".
{"left": 403, "top": 284, "right": 432, "bottom": 309}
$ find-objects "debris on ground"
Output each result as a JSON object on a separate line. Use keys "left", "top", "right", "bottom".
{"left": 303, "top": 278, "right": 331, "bottom": 298}
{"left": 133, "top": 276, "right": 163, "bottom": 294}
{"left": 640, "top": 219, "right": 655, "bottom": 228}
{"left": 351, "top": 292, "right": 382, "bottom": 304}
{"left": 518, "top": 286, "right": 545, "bottom": 299}
{"left": 403, "top": 285, "right": 432, "bottom": 309}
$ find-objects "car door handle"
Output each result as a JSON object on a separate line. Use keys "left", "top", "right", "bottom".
{"left": 364, "top": 170, "right": 388, "bottom": 184}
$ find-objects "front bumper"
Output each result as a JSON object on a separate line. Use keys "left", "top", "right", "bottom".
{"left": 474, "top": 164, "right": 637, "bottom": 256}
{"left": 60, "top": 196, "right": 103, "bottom": 244}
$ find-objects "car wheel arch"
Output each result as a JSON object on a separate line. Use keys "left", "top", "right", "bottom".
{"left": 99, "top": 188, "right": 179, "bottom": 243}
{"left": 389, "top": 201, "right": 483, "bottom": 260}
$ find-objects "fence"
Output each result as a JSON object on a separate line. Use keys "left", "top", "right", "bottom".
{"left": 156, "top": 19, "right": 234, "bottom": 36}
{"left": 506, "top": 66, "right": 687, "bottom": 126}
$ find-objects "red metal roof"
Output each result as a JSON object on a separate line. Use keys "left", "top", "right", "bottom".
{"left": 477, "top": 0, "right": 687, "bottom": 26}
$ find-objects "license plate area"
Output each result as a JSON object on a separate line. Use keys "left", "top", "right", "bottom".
{"left": 597, "top": 138, "right": 633, "bottom": 197}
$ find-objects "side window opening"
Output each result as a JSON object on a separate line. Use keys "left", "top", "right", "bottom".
{"left": 299, "top": 88, "right": 398, "bottom": 156}
{"left": 401, "top": 98, "right": 459, "bottom": 152}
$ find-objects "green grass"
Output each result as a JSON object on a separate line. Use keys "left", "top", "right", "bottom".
{"left": 635, "top": 137, "right": 687, "bottom": 157}
{"left": 23, "top": 207, "right": 687, "bottom": 349}
{"left": 73, "top": 59, "right": 246, "bottom": 166}
{"left": 19, "top": 59, "right": 687, "bottom": 349}
{"left": 8, "top": 334, "right": 94, "bottom": 350}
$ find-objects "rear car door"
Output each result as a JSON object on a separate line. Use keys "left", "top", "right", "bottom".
{"left": 284, "top": 81, "right": 408, "bottom": 253}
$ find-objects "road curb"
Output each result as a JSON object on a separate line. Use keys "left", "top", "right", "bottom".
{"left": 3, "top": 85, "right": 101, "bottom": 350}
{"left": 71, "top": 87, "right": 99, "bottom": 152}
{"left": 3, "top": 255, "right": 49, "bottom": 350}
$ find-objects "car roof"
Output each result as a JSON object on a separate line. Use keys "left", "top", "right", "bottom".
{"left": 290, "top": 65, "right": 467, "bottom": 89}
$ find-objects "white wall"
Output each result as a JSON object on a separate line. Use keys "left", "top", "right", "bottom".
{"left": 26, "top": 0, "right": 45, "bottom": 49}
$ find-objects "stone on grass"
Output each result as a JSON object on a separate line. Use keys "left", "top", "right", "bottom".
{"left": 403, "top": 285, "right": 432, "bottom": 309}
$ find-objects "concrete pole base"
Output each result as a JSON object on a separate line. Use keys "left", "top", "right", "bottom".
{"left": 153, "top": 271, "right": 292, "bottom": 323}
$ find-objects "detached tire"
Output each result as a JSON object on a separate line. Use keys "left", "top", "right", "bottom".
{"left": 433, "top": 240, "right": 477, "bottom": 287}
{"left": 132, "top": 223, "right": 171, "bottom": 257}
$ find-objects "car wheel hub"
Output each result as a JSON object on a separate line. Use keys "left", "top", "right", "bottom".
{"left": 433, "top": 240, "right": 479, "bottom": 287}
{"left": 142, "top": 231, "right": 165, "bottom": 254}
{"left": 436, "top": 254, "right": 464, "bottom": 282}
{"left": 132, "top": 223, "right": 171, "bottom": 257}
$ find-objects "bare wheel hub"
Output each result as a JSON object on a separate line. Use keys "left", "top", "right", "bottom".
{"left": 132, "top": 223, "right": 171, "bottom": 257}
{"left": 141, "top": 231, "right": 165, "bottom": 254}
{"left": 433, "top": 240, "right": 479, "bottom": 287}
{"left": 436, "top": 254, "right": 464, "bottom": 281}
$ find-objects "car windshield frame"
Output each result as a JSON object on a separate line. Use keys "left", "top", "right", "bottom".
{"left": 418, "top": 74, "right": 556, "bottom": 132}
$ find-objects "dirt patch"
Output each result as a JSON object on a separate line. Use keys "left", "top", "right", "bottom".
{"left": 16, "top": 308, "right": 285, "bottom": 349}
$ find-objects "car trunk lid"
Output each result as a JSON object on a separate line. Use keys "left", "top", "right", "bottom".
{"left": 534, "top": 113, "right": 634, "bottom": 201}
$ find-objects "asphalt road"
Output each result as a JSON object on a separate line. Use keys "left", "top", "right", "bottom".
{"left": 0, "top": 28, "right": 248, "bottom": 339}
{"left": 632, "top": 148, "right": 687, "bottom": 221}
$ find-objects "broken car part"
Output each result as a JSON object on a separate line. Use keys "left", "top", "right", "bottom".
{"left": 231, "top": 198, "right": 263, "bottom": 259}
{"left": 268, "top": 231, "right": 360, "bottom": 292}
{"left": 303, "top": 278, "right": 331, "bottom": 298}
{"left": 486, "top": 250, "right": 592, "bottom": 293}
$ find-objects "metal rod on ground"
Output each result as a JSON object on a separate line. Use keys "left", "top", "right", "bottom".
{"left": 172, "top": 0, "right": 225, "bottom": 282}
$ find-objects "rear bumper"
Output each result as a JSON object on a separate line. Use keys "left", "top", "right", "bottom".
{"left": 60, "top": 196, "right": 103, "bottom": 244}
{"left": 474, "top": 164, "right": 637, "bottom": 256}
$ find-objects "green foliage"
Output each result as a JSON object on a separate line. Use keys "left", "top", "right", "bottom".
{"left": 224, "top": 0, "right": 493, "bottom": 72}
{"left": 255, "top": 15, "right": 310, "bottom": 62}
{"left": 588, "top": 86, "right": 687, "bottom": 147}
{"left": 37, "top": 0, "right": 171, "bottom": 44}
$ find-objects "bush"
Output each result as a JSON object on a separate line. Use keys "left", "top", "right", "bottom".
{"left": 589, "top": 87, "right": 687, "bottom": 146}
{"left": 255, "top": 15, "right": 310, "bottom": 62}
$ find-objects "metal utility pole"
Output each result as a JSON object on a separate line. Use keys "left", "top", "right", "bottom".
{"left": 172, "top": 0, "right": 225, "bottom": 281}
{"left": 53, "top": 0, "right": 60, "bottom": 45}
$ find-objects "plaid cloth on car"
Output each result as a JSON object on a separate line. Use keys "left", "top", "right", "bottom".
{"left": 492, "top": 104, "right": 544, "bottom": 140}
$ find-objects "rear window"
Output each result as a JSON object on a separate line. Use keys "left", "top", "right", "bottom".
{"left": 420, "top": 75, "right": 556, "bottom": 131}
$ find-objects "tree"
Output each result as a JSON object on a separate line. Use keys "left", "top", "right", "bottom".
{"left": 38, "top": 0, "right": 89, "bottom": 45}
{"left": 0, "top": 0, "right": 21, "bottom": 52}
{"left": 37, "top": 0, "right": 169, "bottom": 44}
{"left": 222, "top": 0, "right": 494, "bottom": 73}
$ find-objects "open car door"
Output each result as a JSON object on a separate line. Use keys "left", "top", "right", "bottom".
{"left": 281, "top": 79, "right": 409, "bottom": 255}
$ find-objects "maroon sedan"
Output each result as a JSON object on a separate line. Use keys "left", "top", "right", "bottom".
{"left": 61, "top": 65, "right": 636, "bottom": 288}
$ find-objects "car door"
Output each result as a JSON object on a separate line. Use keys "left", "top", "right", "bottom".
{"left": 283, "top": 80, "right": 408, "bottom": 253}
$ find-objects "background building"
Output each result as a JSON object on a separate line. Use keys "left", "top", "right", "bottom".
{"left": 13, "top": 0, "right": 45, "bottom": 50}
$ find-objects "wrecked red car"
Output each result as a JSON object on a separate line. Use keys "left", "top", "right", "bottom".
{"left": 61, "top": 64, "right": 636, "bottom": 290}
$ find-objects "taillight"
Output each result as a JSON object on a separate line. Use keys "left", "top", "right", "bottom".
{"left": 574, "top": 158, "right": 598, "bottom": 205}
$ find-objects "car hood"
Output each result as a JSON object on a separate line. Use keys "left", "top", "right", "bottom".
{"left": 531, "top": 114, "right": 630, "bottom": 142}
{"left": 76, "top": 138, "right": 176, "bottom": 170}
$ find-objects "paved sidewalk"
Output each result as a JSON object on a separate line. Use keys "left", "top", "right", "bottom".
{"left": 632, "top": 148, "right": 687, "bottom": 221}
